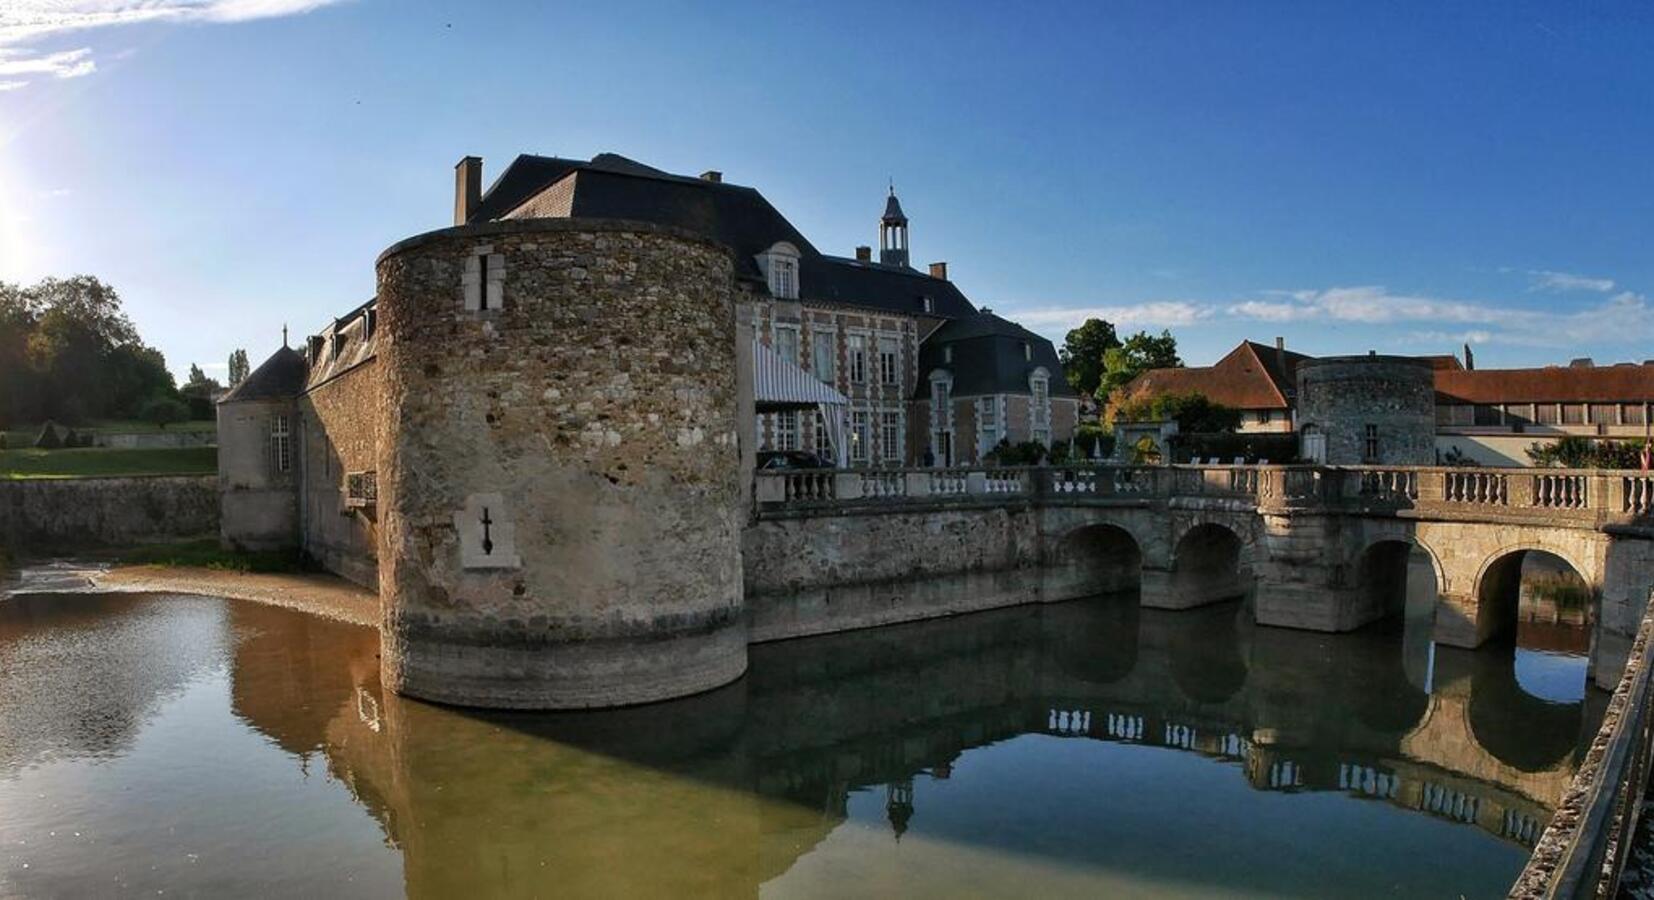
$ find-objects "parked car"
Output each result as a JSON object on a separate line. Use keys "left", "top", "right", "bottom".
{"left": 758, "top": 450, "right": 832, "bottom": 470}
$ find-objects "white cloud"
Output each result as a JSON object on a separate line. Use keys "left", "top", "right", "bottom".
{"left": 0, "top": 0, "right": 347, "bottom": 89}
{"left": 1529, "top": 269, "right": 1615, "bottom": 293}
{"left": 0, "top": 47, "right": 95, "bottom": 79}
{"left": 0, "top": 80, "right": 27, "bottom": 91}
{"left": 1014, "top": 301, "right": 1214, "bottom": 333}
{"left": 1227, "top": 285, "right": 1509, "bottom": 326}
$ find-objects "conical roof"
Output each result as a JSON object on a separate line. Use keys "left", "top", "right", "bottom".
{"left": 220, "top": 346, "right": 307, "bottom": 403}
{"left": 882, "top": 189, "right": 907, "bottom": 225}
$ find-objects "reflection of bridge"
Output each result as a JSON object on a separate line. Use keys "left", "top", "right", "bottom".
{"left": 752, "top": 464, "right": 1654, "bottom": 688}
{"left": 223, "top": 595, "right": 1603, "bottom": 897}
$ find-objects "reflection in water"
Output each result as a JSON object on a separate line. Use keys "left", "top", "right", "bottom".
{"left": 0, "top": 589, "right": 1605, "bottom": 899}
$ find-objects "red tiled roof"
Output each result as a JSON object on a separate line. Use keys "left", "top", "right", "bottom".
{"left": 1435, "top": 365, "right": 1654, "bottom": 404}
{"left": 1122, "top": 341, "right": 1309, "bottom": 410}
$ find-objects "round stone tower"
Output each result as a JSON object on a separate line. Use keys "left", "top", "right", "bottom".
{"left": 374, "top": 219, "right": 746, "bottom": 709}
{"left": 1296, "top": 355, "right": 1436, "bottom": 465}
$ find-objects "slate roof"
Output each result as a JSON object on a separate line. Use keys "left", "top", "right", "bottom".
{"left": 220, "top": 345, "right": 307, "bottom": 403}
{"left": 1435, "top": 364, "right": 1654, "bottom": 405}
{"left": 914, "top": 310, "right": 1077, "bottom": 399}
{"left": 471, "top": 153, "right": 977, "bottom": 318}
{"left": 1122, "top": 341, "right": 1310, "bottom": 410}
{"left": 882, "top": 190, "right": 907, "bottom": 224}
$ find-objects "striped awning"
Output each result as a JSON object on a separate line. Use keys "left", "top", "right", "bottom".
{"left": 752, "top": 340, "right": 849, "bottom": 409}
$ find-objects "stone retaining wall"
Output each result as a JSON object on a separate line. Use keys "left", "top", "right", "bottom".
{"left": 0, "top": 476, "right": 219, "bottom": 549}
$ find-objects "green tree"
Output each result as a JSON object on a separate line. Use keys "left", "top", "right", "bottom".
{"left": 1058, "top": 318, "right": 1120, "bottom": 399}
{"left": 142, "top": 396, "right": 189, "bottom": 430}
{"left": 1098, "top": 330, "right": 1182, "bottom": 402}
{"left": 9, "top": 275, "right": 177, "bottom": 423}
{"left": 1112, "top": 391, "right": 1239, "bottom": 434}
{"left": 228, "top": 349, "right": 250, "bottom": 387}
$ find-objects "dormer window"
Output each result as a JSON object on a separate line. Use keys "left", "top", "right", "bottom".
{"left": 943, "top": 345, "right": 953, "bottom": 364}
{"left": 1023, "top": 341, "right": 1032, "bottom": 361}
{"left": 758, "top": 242, "right": 802, "bottom": 300}
{"left": 922, "top": 296, "right": 934, "bottom": 314}
{"left": 331, "top": 331, "right": 346, "bottom": 357}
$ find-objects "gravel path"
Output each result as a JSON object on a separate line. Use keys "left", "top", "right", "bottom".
{"left": 3, "top": 559, "right": 380, "bottom": 628}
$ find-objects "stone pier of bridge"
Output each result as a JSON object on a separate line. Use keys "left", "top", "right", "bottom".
{"left": 749, "top": 464, "right": 1654, "bottom": 689}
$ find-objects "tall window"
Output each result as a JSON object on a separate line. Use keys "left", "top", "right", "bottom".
{"left": 850, "top": 411, "right": 871, "bottom": 464}
{"left": 775, "top": 410, "right": 799, "bottom": 451}
{"left": 771, "top": 258, "right": 796, "bottom": 299}
{"left": 848, "top": 334, "right": 868, "bottom": 383}
{"left": 773, "top": 326, "right": 800, "bottom": 366}
{"left": 878, "top": 337, "right": 900, "bottom": 385}
{"left": 812, "top": 331, "right": 835, "bottom": 383}
{"left": 931, "top": 375, "right": 952, "bottom": 466}
{"left": 1030, "top": 372, "right": 1050, "bottom": 445}
{"left": 814, "top": 409, "right": 834, "bottom": 458}
{"left": 1363, "top": 424, "right": 1380, "bottom": 462}
{"left": 881, "top": 411, "right": 902, "bottom": 462}
{"left": 977, "top": 397, "right": 999, "bottom": 458}
{"left": 271, "top": 414, "right": 292, "bottom": 474}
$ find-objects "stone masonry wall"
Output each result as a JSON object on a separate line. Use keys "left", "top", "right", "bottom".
{"left": 375, "top": 218, "right": 746, "bottom": 709}
{"left": 1297, "top": 356, "right": 1436, "bottom": 465}
{"left": 0, "top": 475, "right": 218, "bottom": 549}
{"left": 301, "top": 359, "right": 384, "bottom": 591}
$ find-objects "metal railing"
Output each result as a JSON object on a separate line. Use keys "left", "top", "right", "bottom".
{"left": 1509, "top": 589, "right": 1654, "bottom": 899}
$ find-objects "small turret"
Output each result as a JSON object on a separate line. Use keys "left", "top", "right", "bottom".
{"left": 879, "top": 184, "right": 910, "bottom": 268}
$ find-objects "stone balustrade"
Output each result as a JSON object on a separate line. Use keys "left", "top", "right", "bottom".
{"left": 755, "top": 464, "right": 1654, "bottom": 528}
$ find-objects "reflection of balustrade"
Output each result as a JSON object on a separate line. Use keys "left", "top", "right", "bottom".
{"left": 1047, "top": 708, "right": 1093, "bottom": 736}
{"left": 1104, "top": 712, "right": 1145, "bottom": 741}
{"left": 1417, "top": 781, "right": 1480, "bottom": 824}
{"left": 1267, "top": 760, "right": 1303, "bottom": 789}
{"left": 1339, "top": 763, "right": 1400, "bottom": 799}
{"left": 1503, "top": 809, "right": 1542, "bottom": 846}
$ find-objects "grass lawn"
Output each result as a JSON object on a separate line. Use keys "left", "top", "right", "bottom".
{"left": 120, "top": 538, "right": 307, "bottom": 573}
{"left": 2, "top": 418, "right": 215, "bottom": 448}
{"left": 0, "top": 446, "right": 217, "bottom": 479}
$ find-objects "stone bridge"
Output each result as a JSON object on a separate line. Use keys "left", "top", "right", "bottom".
{"left": 749, "top": 464, "right": 1654, "bottom": 688}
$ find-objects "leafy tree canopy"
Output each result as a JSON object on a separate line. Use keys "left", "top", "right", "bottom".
{"left": 1098, "top": 330, "right": 1182, "bottom": 402}
{"left": 1058, "top": 318, "right": 1120, "bottom": 399}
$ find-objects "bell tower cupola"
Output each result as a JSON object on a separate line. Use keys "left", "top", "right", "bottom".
{"left": 879, "top": 183, "right": 910, "bottom": 268}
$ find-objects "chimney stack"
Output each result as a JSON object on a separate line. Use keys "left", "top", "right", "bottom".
{"left": 929, "top": 261, "right": 948, "bottom": 280}
{"left": 1463, "top": 343, "right": 1475, "bottom": 371}
{"left": 1274, "top": 336, "right": 1286, "bottom": 376}
{"left": 700, "top": 170, "right": 722, "bottom": 183}
{"left": 454, "top": 156, "right": 482, "bottom": 226}
{"left": 855, "top": 245, "right": 872, "bottom": 262}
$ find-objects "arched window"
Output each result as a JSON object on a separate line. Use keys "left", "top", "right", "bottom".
{"left": 757, "top": 242, "right": 801, "bottom": 300}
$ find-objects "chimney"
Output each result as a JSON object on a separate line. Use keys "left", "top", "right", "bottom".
{"left": 700, "top": 170, "right": 722, "bottom": 183}
{"left": 1274, "top": 336, "right": 1286, "bottom": 377}
{"left": 1463, "top": 343, "right": 1475, "bottom": 371}
{"left": 855, "top": 245, "right": 872, "bottom": 262}
{"left": 929, "top": 261, "right": 948, "bottom": 280}
{"left": 454, "top": 156, "right": 482, "bottom": 226}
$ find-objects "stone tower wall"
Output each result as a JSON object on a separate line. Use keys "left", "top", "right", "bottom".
{"left": 1297, "top": 355, "right": 1436, "bottom": 465}
{"left": 374, "top": 219, "right": 746, "bottom": 709}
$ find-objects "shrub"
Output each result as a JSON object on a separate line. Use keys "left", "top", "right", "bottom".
{"left": 63, "top": 428, "right": 80, "bottom": 448}
{"left": 983, "top": 438, "right": 1049, "bottom": 466}
{"left": 142, "top": 396, "right": 189, "bottom": 430}
{"left": 0, "top": 433, "right": 8, "bottom": 450}
{"left": 34, "top": 421, "right": 62, "bottom": 449}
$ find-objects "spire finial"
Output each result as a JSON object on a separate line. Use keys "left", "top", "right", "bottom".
{"left": 888, "top": 177, "right": 895, "bottom": 196}
{"left": 282, "top": 324, "right": 289, "bottom": 347}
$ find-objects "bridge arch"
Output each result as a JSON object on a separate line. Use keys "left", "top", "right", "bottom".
{"left": 1165, "top": 521, "right": 1253, "bottom": 609}
{"left": 1471, "top": 544, "right": 1596, "bottom": 647}
{"left": 1047, "top": 522, "right": 1144, "bottom": 602}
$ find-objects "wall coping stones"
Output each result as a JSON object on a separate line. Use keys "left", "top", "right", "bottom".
{"left": 375, "top": 217, "right": 736, "bottom": 269}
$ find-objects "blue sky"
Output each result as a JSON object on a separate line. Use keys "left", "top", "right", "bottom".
{"left": 1, "top": 1, "right": 1651, "bottom": 381}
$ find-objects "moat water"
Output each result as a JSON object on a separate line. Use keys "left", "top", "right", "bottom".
{"left": 0, "top": 575, "right": 1604, "bottom": 898}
